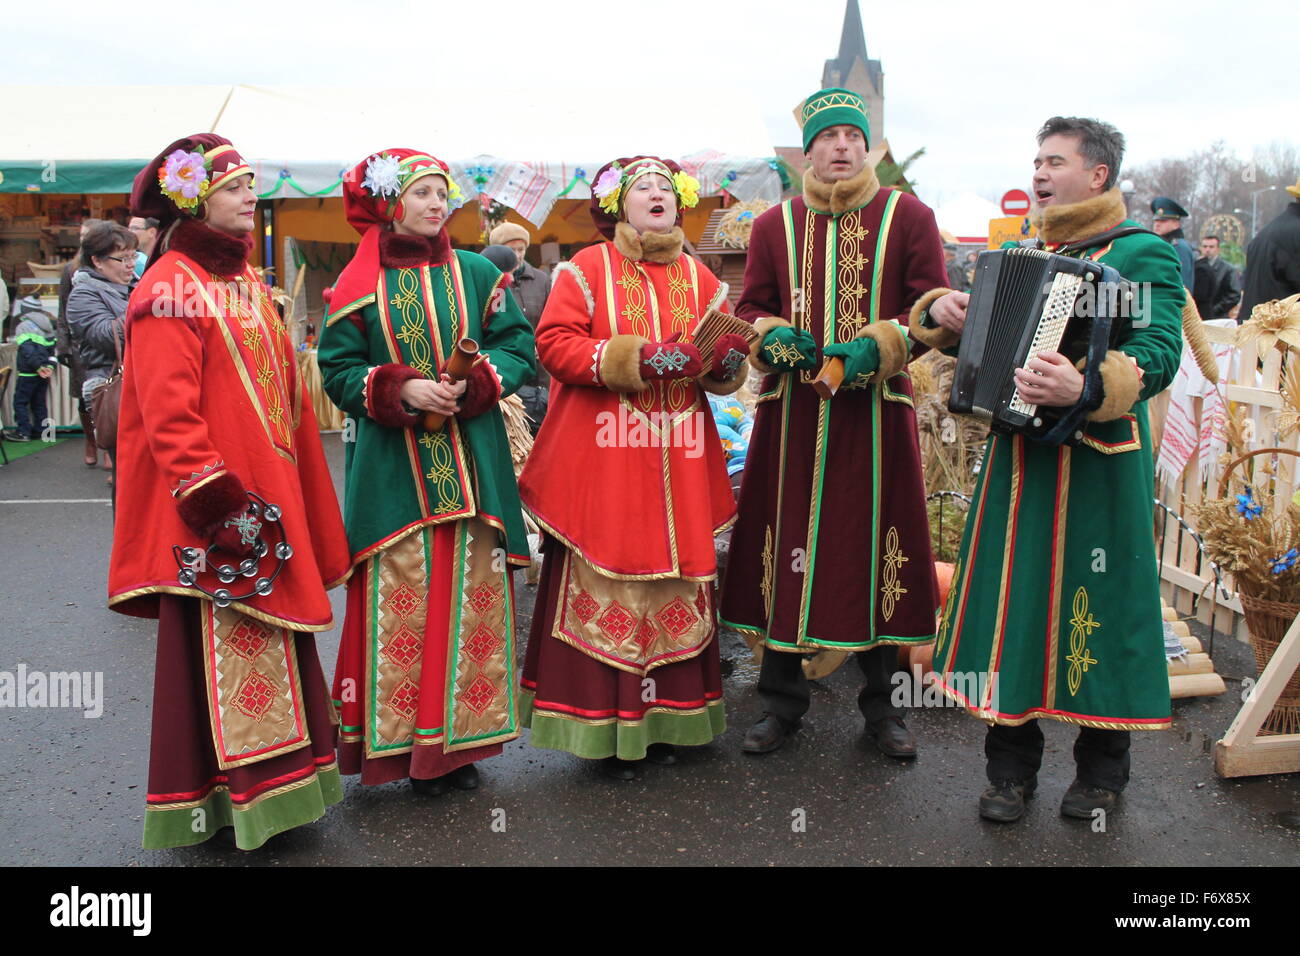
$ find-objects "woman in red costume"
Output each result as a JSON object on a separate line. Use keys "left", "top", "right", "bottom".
{"left": 108, "top": 135, "right": 352, "bottom": 850}
{"left": 518, "top": 156, "right": 751, "bottom": 778}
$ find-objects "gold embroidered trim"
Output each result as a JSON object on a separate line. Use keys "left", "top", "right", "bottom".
{"left": 1066, "top": 586, "right": 1099, "bottom": 696}
{"left": 880, "top": 526, "right": 908, "bottom": 623}
{"left": 108, "top": 587, "right": 333, "bottom": 632}
{"left": 761, "top": 524, "right": 774, "bottom": 619}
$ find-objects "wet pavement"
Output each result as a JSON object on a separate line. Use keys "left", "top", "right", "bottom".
{"left": 1, "top": 436, "right": 1297, "bottom": 866}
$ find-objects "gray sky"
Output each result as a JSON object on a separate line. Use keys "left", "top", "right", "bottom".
{"left": 3, "top": 0, "right": 1294, "bottom": 208}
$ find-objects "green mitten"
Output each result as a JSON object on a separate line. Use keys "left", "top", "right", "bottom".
{"left": 760, "top": 326, "right": 819, "bottom": 372}
{"left": 823, "top": 337, "right": 880, "bottom": 387}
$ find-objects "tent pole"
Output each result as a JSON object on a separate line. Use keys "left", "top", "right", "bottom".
{"left": 210, "top": 85, "right": 236, "bottom": 133}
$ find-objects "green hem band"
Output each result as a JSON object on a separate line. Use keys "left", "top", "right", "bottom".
{"left": 762, "top": 632, "right": 935, "bottom": 651}
{"left": 520, "top": 690, "right": 726, "bottom": 761}
{"left": 142, "top": 765, "right": 343, "bottom": 851}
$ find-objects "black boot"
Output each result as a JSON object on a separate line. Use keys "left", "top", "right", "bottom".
{"left": 979, "top": 779, "right": 1036, "bottom": 823}
{"left": 410, "top": 775, "right": 450, "bottom": 797}
{"left": 600, "top": 757, "right": 639, "bottom": 780}
{"left": 446, "top": 763, "right": 480, "bottom": 791}
{"left": 645, "top": 743, "right": 677, "bottom": 765}
{"left": 742, "top": 713, "right": 797, "bottom": 754}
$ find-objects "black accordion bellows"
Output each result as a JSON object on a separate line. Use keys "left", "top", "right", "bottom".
{"left": 949, "top": 247, "right": 1128, "bottom": 446}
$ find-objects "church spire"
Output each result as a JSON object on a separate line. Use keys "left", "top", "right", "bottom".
{"left": 823, "top": 0, "right": 883, "bottom": 94}
{"left": 820, "top": 0, "right": 884, "bottom": 144}
{"left": 837, "top": 0, "right": 868, "bottom": 67}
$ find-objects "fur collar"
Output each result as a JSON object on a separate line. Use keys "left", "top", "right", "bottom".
{"left": 378, "top": 227, "right": 453, "bottom": 268}
{"left": 613, "top": 222, "right": 684, "bottom": 264}
{"left": 803, "top": 163, "right": 880, "bottom": 215}
{"left": 1032, "top": 188, "right": 1128, "bottom": 245}
{"left": 164, "top": 217, "right": 252, "bottom": 277}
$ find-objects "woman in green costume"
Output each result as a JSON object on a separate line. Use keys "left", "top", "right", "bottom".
{"left": 319, "top": 148, "right": 536, "bottom": 796}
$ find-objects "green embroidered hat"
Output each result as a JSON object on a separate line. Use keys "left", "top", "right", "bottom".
{"left": 799, "top": 87, "right": 870, "bottom": 152}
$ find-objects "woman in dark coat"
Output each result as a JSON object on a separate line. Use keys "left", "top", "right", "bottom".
{"left": 65, "top": 221, "right": 136, "bottom": 482}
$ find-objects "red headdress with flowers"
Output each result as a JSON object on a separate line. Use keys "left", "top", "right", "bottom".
{"left": 130, "top": 133, "right": 255, "bottom": 268}
{"left": 588, "top": 155, "right": 701, "bottom": 240}
{"left": 327, "top": 148, "right": 463, "bottom": 324}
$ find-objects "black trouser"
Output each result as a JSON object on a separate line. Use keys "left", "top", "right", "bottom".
{"left": 516, "top": 384, "right": 548, "bottom": 435}
{"left": 758, "top": 644, "right": 901, "bottom": 726}
{"left": 12, "top": 375, "right": 49, "bottom": 438}
{"left": 984, "top": 721, "right": 1131, "bottom": 791}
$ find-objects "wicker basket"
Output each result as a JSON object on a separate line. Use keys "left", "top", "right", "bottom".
{"left": 1219, "top": 448, "right": 1300, "bottom": 736}
{"left": 1237, "top": 589, "right": 1300, "bottom": 735}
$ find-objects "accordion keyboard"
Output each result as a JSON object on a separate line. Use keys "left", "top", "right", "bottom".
{"left": 1007, "top": 270, "right": 1084, "bottom": 418}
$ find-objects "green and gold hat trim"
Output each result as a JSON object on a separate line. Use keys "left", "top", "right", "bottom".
{"left": 799, "top": 87, "right": 870, "bottom": 152}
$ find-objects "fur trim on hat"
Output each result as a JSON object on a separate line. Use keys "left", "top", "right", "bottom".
{"left": 907, "top": 288, "right": 960, "bottom": 350}
{"left": 1032, "top": 188, "right": 1127, "bottom": 246}
{"left": 175, "top": 470, "right": 247, "bottom": 538}
{"left": 488, "top": 222, "right": 530, "bottom": 246}
{"left": 378, "top": 227, "right": 453, "bottom": 268}
{"left": 1085, "top": 350, "right": 1143, "bottom": 422}
{"left": 367, "top": 363, "right": 425, "bottom": 428}
{"left": 749, "top": 315, "right": 795, "bottom": 374}
{"left": 599, "top": 334, "right": 649, "bottom": 392}
{"left": 457, "top": 358, "right": 502, "bottom": 419}
{"left": 613, "top": 222, "right": 684, "bottom": 264}
{"left": 858, "top": 321, "right": 910, "bottom": 383}
{"left": 803, "top": 164, "right": 880, "bottom": 216}
{"left": 165, "top": 216, "right": 252, "bottom": 278}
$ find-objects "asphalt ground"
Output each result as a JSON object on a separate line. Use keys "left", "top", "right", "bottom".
{"left": 1, "top": 435, "right": 1297, "bottom": 867}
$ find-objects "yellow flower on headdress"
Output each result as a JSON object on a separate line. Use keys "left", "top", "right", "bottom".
{"left": 672, "top": 171, "right": 700, "bottom": 209}
{"left": 598, "top": 184, "right": 621, "bottom": 214}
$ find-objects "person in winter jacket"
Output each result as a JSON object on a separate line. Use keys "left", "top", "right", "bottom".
{"left": 65, "top": 222, "right": 135, "bottom": 478}
{"left": 4, "top": 310, "right": 58, "bottom": 442}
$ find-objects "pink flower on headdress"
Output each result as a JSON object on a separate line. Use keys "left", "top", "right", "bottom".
{"left": 593, "top": 165, "right": 624, "bottom": 213}
{"left": 158, "top": 150, "right": 210, "bottom": 209}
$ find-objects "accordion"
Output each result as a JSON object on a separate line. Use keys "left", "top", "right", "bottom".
{"left": 949, "top": 247, "right": 1128, "bottom": 445}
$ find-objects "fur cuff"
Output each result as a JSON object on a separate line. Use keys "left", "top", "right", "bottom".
{"left": 175, "top": 470, "right": 247, "bottom": 538}
{"left": 613, "top": 222, "right": 685, "bottom": 263}
{"left": 368, "top": 363, "right": 425, "bottom": 428}
{"left": 859, "top": 322, "right": 910, "bottom": 383}
{"left": 907, "top": 288, "right": 960, "bottom": 350}
{"left": 803, "top": 164, "right": 880, "bottom": 215}
{"left": 700, "top": 361, "right": 750, "bottom": 396}
{"left": 599, "top": 334, "right": 649, "bottom": 392}
{"left": 1086, "top": 350, "right": 1143, "bottom": 421}
{"left": 749, "top": 315, "right": 795, "bottom": 374}
{"left": 457, "top": 359, "right": 502, "bottom": 419}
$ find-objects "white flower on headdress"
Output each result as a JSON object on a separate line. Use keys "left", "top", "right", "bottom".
{"left": 362, "top": 153, "right": 402, "bottom": 200}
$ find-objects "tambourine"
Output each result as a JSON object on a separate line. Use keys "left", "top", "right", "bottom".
{"left": 172, "top": 492, "right": 293, "bottom": 608}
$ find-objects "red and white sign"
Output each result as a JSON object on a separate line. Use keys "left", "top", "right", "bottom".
{"left": 1001, "top": 189, "right": 1031, "bottom": 216}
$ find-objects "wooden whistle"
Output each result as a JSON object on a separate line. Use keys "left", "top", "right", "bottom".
{"left": 811, "top": 356, "right": 845, "bottom": 399}
{"left": 422, "top": 338, "right": 482, "bottom": 432}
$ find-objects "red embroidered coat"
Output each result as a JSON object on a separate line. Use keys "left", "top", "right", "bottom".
{"left": 108, "top": 220, "right": 351, "bottom": 631}
{"left": 518, "top": 233, "right": 738, "bottom": 581}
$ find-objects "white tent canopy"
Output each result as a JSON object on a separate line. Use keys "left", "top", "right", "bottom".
{"left": 934, "top": 192, "right": 1004, "bottom": 243}
{"left": 0, "top": 85, "right": 784, "bottom": 224}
